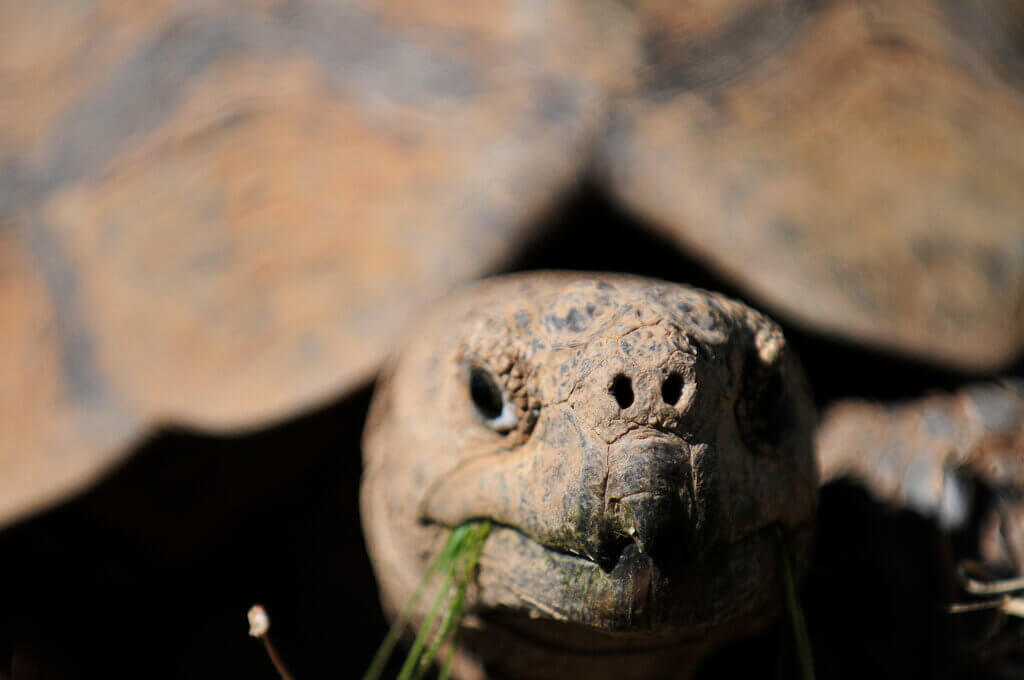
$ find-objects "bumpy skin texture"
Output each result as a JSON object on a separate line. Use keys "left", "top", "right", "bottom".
{"left": 361, "top": 273, "right": 818, "bottom": 680}
{"left": 819, "top": 380, "right": 1024, "bottom": 573}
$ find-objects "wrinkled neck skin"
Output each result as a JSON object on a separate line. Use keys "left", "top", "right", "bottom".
{"left": 448, "top": 614, "right": 759, "bottom": 680}
{"left": 361, "top": 274, "right": 818, "bottom": 679}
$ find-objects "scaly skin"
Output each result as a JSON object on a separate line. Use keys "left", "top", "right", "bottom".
{"left": 819, "top": 379, "right": 1024, "bottom": 573}
{"left": 361, "top": 273, "right": 818, "bottom": 679}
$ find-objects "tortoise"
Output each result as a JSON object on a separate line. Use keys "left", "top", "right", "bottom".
{"left": 0, "top": 0, "right": 1022, "bottom": 676}
{"left": 361, "top": 272, "right": 1024, "bottom": 680}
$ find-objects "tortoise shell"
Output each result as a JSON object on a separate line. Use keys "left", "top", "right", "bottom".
{"left": 1, "top": 0, "right": 1022, "bottom": 530}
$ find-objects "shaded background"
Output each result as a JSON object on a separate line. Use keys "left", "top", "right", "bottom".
{"left": 2, "top": 186, "right": 1017, "bottom": 678}
{"left": 2, "top": 0, "right": 1023, "bottom": 677}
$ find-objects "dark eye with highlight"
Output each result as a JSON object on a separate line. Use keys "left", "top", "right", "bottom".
{"left": 468, "top": 365, "right": 517, "bottom": 432}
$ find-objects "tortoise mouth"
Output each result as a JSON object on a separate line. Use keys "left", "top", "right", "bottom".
{"left": 469, "top": 522, "right": 804, "bottom": 637}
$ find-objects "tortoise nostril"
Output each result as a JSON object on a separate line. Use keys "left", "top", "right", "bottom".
{"left": 661, "top": 373, "right": 683, "bottom": 405}
{"left": 610, "top": 374, "right": 634, "bottom": 409}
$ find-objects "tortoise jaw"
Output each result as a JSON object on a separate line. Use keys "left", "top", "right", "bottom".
{"left": 471, "top": 523, "right": 795, "bottom": 637}
{"left": 423, "top": 415, "right": 707, "bottom": 570}
{"left": 446, "top": 523, "right": 797, "bottom": 680}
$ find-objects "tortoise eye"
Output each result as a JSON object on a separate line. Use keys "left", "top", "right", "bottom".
{"left": 468, "top": 365, "right": 517, "bottom": 432}
{"left": 737, "top": 355, "right": 790, "bottom": 453}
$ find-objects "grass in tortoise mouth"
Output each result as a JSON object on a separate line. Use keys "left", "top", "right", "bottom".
{"left": 362, "top": 520, "right": 493, "bottom": 680}
{"left": 251, "top": 521, "right": 813, "bottom": 680}
{"left": 777, "top": 525, "right": 815, "bottom": 680}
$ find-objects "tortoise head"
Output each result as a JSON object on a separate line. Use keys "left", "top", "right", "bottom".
{"left": 361, "top": 273, "right": 817, "bottom": 679}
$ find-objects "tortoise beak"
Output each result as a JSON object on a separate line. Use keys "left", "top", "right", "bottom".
{"left": 422, "top": 404, "right": 706, "bottom": 570}
{"left": 603, "top": 433, "right": 700, "bottom": 563}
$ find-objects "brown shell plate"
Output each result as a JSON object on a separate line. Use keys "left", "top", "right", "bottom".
{"left": 0, "top": 0, "right": 615, "bottom": 525}
{"left": 2, "top": 0, "right": 1023, "bottom": 525}
{"left": 602, "top": 0, "right": 1024, "bottom": 370}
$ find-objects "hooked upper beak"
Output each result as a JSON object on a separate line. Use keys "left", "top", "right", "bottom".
{"left": 423, "top": 404, "right": 707, "bottom": 570}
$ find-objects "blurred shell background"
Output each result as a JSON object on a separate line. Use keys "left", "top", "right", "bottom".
{"left": 1, "top": 1, "right": 1022, "bottom": 678}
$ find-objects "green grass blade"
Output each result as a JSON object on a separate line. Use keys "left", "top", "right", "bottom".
{"left": 413, "top": 522, "right": 491, "bottom": 679}
{"left": 776, "top": 526, "right": 815, "bottom": 680}
{"left": 435, "top": 528, "right": 492, "bottom": 680}
{"left": 436, "top": 629, "right": 459, "bottom": 680}
{"left": 362, "top": 524, "right": 479, "bottom": 680}
{"left": 365, "top": 521, "right": 491, "bottom": 680}
{"left": 396, "top": 567, "right": 453, "bottom": 680}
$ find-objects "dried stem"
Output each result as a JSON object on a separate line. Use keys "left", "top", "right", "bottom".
{"left": 248, "top": 605, "right": 296, "bottom": 680}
